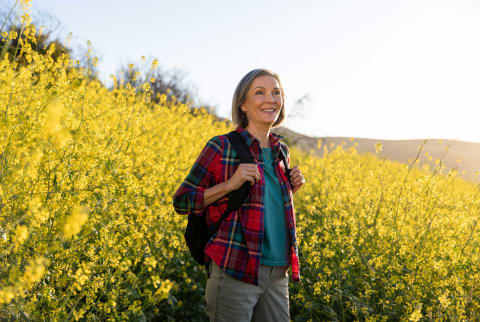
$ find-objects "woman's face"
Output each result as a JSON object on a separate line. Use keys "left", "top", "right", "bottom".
{"left": 241, "top": 75, "right": 283, "bottom": 128}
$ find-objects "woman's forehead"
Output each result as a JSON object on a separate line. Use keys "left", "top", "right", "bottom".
{"left": 251, "top": 75, "right": 280, "bottom": 89}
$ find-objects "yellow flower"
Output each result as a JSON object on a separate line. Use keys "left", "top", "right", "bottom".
{"left": 0, "top": 287, "right": 18, "bottom": 305}
{"left": 22, "top": 257, "right": 48, "bottom": 288}
{"left": 153, "top": 279, "right": 173, "bottom": 301}
{"left": 409, "top": 304, "right": 423, "bottom": 322}
{"left": 73, "top": 265, "right": 91, "bottom": 290}
{"left": 28, "top": 197, "right": 49, "bottom": 227}
{"left": 159, "top": 93, "right": 167, "bottom": 104}
{"left": 8, "top": 31, "right": 18, "bottom": 40}
{"left": 54, "top": 128, "right": 72, "bottom": 148}
{"left": 375, "top": 142, "right": 382, "bottom": 153}
{"left": 63, "top": 205, "right": 89, "bottom": 239}
{"left": 144, "top": 257, "right": 157, "bottom": 272}
{"left": 44, "top": 99, "right": 64, "bottom": 135}
{"left": 14, "top": 225, "right": 29, "bottom": 248}
{"left": 20, "top": 0, "right": 32, "bottom": 8}
{"left": 438, "top": 292, "right": 450, "bottom": 308}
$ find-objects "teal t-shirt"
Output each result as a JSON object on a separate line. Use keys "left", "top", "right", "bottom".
{"left": 260, "top": 147, "right": 289, "bottom": 266}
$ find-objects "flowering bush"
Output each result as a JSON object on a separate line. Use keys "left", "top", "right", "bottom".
{"left": 0, "top": 6, "right": 228, "bottom": 319}
{"left": 1, "top": 3, "right": 479, "bottom": 320}
{"left": 290, "top": 143, "right": 480, "bottom": 321}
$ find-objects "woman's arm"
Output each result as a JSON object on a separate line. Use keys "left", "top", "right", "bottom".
{"left": 172, "top": 137, "right": 260, "bottom": 214}
{"left": 203, "top": 181, "right": 231, "bottom": 208}
{"left": 172, "top": 138, "right": 220, "bottom": 215}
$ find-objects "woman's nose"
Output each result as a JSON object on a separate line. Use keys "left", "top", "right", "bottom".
{"left": 266, "top": 93, "right": 275, "bottom": 102}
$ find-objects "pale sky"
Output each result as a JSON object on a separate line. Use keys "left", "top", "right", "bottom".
{"left": 11, "top": 0, "right": 480, "bottom": 142}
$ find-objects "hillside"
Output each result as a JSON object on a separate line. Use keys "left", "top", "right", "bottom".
{"left": 274, "top": 126, "right": 480, "bottom": 183}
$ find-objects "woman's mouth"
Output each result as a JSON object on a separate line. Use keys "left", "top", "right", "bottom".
{"left": 261, "top": 109, "right": 276, "bottom": 113}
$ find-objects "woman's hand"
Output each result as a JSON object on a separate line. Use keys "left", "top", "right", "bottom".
{"left": 226, "top": 163, "right": 260, "bottom": 192}
{"left": 290, "top": 165, "right": 305, "bottom": 193}
{"left": 204, "top": 163, "right": 259, "bottom": 207}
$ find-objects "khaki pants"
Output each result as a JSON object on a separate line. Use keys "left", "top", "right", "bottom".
{"left": 205, "top": 261, "right": 290, "bottom": 322}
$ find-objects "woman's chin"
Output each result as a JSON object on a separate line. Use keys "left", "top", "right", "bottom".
{"left": 249, "top": 116, "right": 279, "bottom": 128}
{"left": 261, "top": 116, "right": 278, "bottom": 125}
{"left": 260, "top": 120, "right": 276, "bottom": 127}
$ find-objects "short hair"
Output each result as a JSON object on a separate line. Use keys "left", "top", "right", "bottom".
{"left": 231, "top": 69, "right": 285, "bottom": 129}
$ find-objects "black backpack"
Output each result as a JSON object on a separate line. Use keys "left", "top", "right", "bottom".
{"left": 184, "top": 131, "right": 291, "bottom": 268}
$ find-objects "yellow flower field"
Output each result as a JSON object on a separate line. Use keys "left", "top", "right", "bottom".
{"left": 290, "top": 144, "right": 480, "bottom": 320}
{"left": 1, "top": 9, "right": 479, "bottom": 321}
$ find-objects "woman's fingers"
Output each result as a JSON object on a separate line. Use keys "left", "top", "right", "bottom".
{"left": 290, "top": 165, "right": 300, "bottom": 177}
{"left": 233, "top": 163, "right": 306, "bottom": 190}
{"left": 289, "top": 165, "right": 305, "bottom": 192}
{"left": 238, "top": 163, "right": 260, "bottom": 186}
{"left": 228, "top": 163, "right": 260, "bottom": 191}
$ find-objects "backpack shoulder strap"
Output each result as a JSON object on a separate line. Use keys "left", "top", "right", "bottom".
{"left": 211, "top": 131, "right": 254, "bottom": 232}
{"left": 226, "top": 131, "right": 255, "bottom": 164}
{"left": 224, "top": 131, "right": 255, "bottom": 210}
{"left": 278, "top": 143, "right": 292, "bottom": 184}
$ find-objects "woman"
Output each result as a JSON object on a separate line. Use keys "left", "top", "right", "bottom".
{"left": 173, "top": 69, "right": 305, "bottom": 322}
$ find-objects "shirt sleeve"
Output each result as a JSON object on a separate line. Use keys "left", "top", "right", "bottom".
{"left": 172, "top": 136, "right": 222, "bottom": 215}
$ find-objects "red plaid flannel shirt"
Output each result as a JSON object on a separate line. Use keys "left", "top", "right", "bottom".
{"left": 173, "top": 127, "right": 300, "bottom": 285}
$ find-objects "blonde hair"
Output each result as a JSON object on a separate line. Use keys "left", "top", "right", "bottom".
{"left": 231, "top": 69, "right": 285, "bottom": 128}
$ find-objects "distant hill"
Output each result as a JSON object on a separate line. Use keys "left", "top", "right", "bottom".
{"left": 273, "top": 126, "right": 480, "bottom": 183}
{"left": 213, "top": 115, "right": 480, "bottom": 183}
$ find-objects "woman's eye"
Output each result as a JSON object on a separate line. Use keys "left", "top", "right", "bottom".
{"left": 255, "top": 90, "right": 280, "bottom": 95}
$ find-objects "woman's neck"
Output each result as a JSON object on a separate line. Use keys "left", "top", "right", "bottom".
{"left": 245, "top": 123, "right": 271, "bottom": 148}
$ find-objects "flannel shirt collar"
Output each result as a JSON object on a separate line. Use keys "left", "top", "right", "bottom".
{"left": 234, "top": 126, "right": 285, "bottom": 161}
